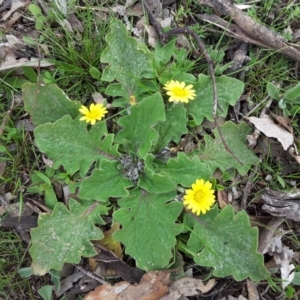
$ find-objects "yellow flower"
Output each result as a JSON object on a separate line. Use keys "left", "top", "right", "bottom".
{"left": 79, "top": 103, "right": 108, "bottom": 125}
{"left": 163, "top": 80, "right": 196, "bottom": 103}
{"left": 183, "top": 179, "right": 215, "bottom": 215}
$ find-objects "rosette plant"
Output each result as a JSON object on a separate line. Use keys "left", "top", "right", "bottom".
{"left": 23, "top": 19, "right": 269, "bottom": 282}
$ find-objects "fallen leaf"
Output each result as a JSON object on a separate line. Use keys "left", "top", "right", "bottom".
{"left": 145, "top": 25, "right": 158, "bottom": 48}
{"left": 165, "top": 278, "right": 215, "bottom": 299}
{"left": 84, "top": 281, "right": 130, "bottom": 300}
{"left": 269, "top": 112, "right": 293, "bottom": 134}
{"left": 1, "top": 0, "right": 29, "bottom": 21}
{"left": 118, "top": 271, "right": 170, "bottom": 300}
{"left": 217, "top": 189, "right": 228, "bottom": 209}
{"left": 246, "top": 279, "right": 259, "bottom": 300}
{"left": 245, "top": 115, "right": 293, "bottom": 150}
{"left": 84, "top": 271, "right": 170, "bottom": 300}
{"left": 288, "top": 147, "right": 300, "bottom": 165}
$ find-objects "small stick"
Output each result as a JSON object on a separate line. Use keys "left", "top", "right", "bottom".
{"left": 74, "top": 265, "right": 108, "bottom": 285}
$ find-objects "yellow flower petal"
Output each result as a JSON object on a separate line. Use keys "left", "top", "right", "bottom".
{"left": 183, "top": 178, "right": 215, "bottom": 216}
{"left": 163, "top": 80, "right": 196, "bottom": 103}
{"left": 78, "top": 103, "right": 108, "bottom": 125}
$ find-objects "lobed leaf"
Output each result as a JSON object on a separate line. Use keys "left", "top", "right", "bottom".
{"left": 113, "top": 189, "right": 183, "bottom": 271}
{"left": 187, "top": 205, "right": 270, "bottom": 281}
{"left": 161, "top": 152, "right": 212, "bottom": 187}
{"left": 101, "top": 19, "right": 156, "bottom": 95}
{"left": 154, "top": 104, "right": 188, "bottom": 153}
{"left": 30, "top": 199, "right": 107, "bottom": 275}
{"left": 115, "top": 93, "right": 165, "bottom": 159}
{"left": 23, "top": 83, "right": 81, "bottom": 126}
{"left": 34, "top": 115, "right": 119, "bottom": 176}
{"left": 79, "top": 160, "right": 133, "bottom": 201}
{"left": 138, "top": 166, "right": 176, "bottom": 193}
{"left": 187, "top": 75, "right": 244, "bottom": 125}
{"left": 196, "top": 121, "right": 259, "bottom": 175}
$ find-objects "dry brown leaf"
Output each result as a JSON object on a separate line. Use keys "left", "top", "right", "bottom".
{"left": 145, "top": 25, "right": 158, "bottom": 48}
{"left": 84, "top": 281, "right": 130, "bottom": 300}
{"left": 163, "top": 278, "right": 215, "bottom": 299}
{"left": 289, "top": 147, "right": 300, "bottom": 164}
{"left": 217, "top": 190, "right": 228, "bottom": 209}
{"left": 84, "top": 271, "right": 169, "bottom": 300}
{"left": 1, "top": 0, "right": 29, "bottom": 21}
{"left": 246, "top": 279, "right": 259, "bottom": 300}
{"left": 118, "top": 271, "right": 170, "bottom": 300}
{"left": 245, "top": 115, "right": 293, "bottom": 150}
{"left": 269, "top": 112, "right": 293, "bottom": 134}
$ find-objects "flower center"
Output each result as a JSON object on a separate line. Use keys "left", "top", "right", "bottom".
{"left": 173, "top": 87, "right": 188, "bottom": 97}
{"left": 194, "top": 190, "right": 205, "bottom": 202}
{"left": 89, "top": 111, "right": 100, "bottom": 118}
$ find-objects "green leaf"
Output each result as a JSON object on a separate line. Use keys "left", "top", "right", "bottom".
{"left": 154, "top": 104, "right": 188, "bottom": 152}
{"left": 113, "top": 189, "right": 183, "bottom": 271}
{"left": 187, "top": 205, "right": 270, "bottom": 281}
{"left": 23, "top": 67, "right": 37, "bottom": 83}
{"left": 138, "top": 166, "right": 176, "bottom": 193}
{"left": 154, "top": 39, "right": 176, "bottom": 66}
{"left": 105, "top": 83, "right": 129, "bottom": 98}
{"left": 196, "top": 121, "right": 259, "bottom": 175}
{"left": 44, "top": 185, "right": 58, "bottom": 210}
{"left": 30, "top": 199, "right": 107, "bottom": 275}
{"left": 293, "top": 272, "right": 300, "bottom": 286}
{"left": 33, "top": 170, "right": 51, "bottom": 186}
{"left": 187, "top": 75, "right": 244, "bottom": 125}
{"left": 28, "top": 3, "right": 42, "bottom": 16}
{"left": 34, "top": 115, "right": 119, "bottom": 176}
{"left": 18, "top": 267, "right": 32, "bottom": 278}
{"left": 284, "top": 82, "right": 300, "bottom": 103}
{"left": 266, "top": 82, "right": 280, "bottom": 100}
{"left": 115, "top": 93, "right": 165, "bottom": 159}
{"left": 23, "top": 83, "right": 81, "bottom": 125}
{"left": 38, "top": 285, "right": 53, "bottom": 300}
{"left": 4, "top": 77, "right": 29, "bottom": 88}
{"left": 89, "top": 66, "right": 101, "bottom": 79}
{"left": 78, "top": 160, "right": 133, "bottom": 201}
{"left": 101, "top": 19, "right": 155, "bottom": 94}
{"left": 161, "top": 152, "right": 212, "bottom": 187}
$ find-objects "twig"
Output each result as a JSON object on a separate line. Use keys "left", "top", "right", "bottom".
{"left": 199, "top": 0, "right": 300, "bottom": 61}
{"left": 214, "top": 118, "right": 244, "bottom": 166}
{"left": 240, "top": 164, "right": 258, "bottom": 210}
{"left": 74, "top": 265, "right": 108, "bottom": 285}
{"left": 142, "top": 0, "right": 164, "bottom": 41}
